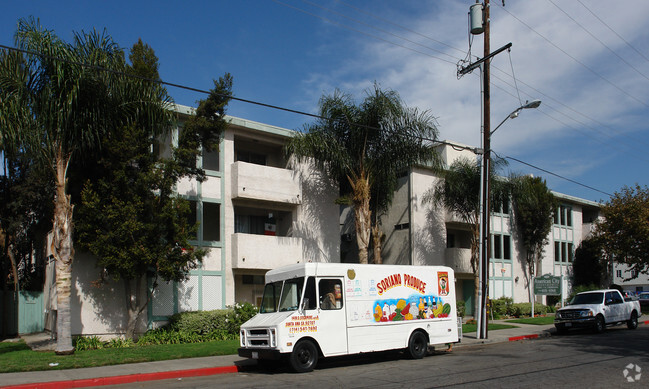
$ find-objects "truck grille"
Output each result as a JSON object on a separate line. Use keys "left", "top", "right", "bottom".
{"left": 243, "top": 328, "right": 273, "bottom": 348}
{"left": 559, "top": 310, "right": 586, "bottom": 319}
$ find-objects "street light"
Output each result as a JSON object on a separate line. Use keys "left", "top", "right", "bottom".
{"left": 477, "top": 99, "right": 541, "bottom": 339}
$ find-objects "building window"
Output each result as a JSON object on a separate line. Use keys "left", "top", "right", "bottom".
{"left": 554, "top": 241, "right": 574, "bottom": 262}
{"left": 555, "top": 205, "right": 572, "bottom": 227}
{"left": 491, "top": 197, "right": 510, "bottom": 214}
{"left": 491, "top": 234, "right": 511, "bottom": 260}
{"left": 616, "top": 270, "right": 622, "bottom": 278}
{"left": 203, "top": 147, "right": 219, "bottom": 171}
{"left": 203, "top": 202, "right": 220, "bottom": 241}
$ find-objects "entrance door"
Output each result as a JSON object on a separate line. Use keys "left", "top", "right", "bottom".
{"left": 462, "top": 280, "right": 474, "bottom": 317}
{"left": 315, "top": 277, "right": 348, "bottom": 356}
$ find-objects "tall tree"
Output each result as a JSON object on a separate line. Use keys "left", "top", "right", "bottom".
{"left": 595, "top": 184, "right": 649, "bottom": 277}
{"left": 76, "top": 55, "right": 233, "bottom": 339}
{"left": 572, "top": 236, "right": 605, "bottom": 288}
{"left": 426, "top": 156, "right": 507, "bottom": 317}
{"left": 286, "top": 85, "right": 440, "bottom": 264}
{"left": 510, "top": 174, "right": 556, "bottom": 302}
{"left": 0, "top": 18, "right": 169, "bottom": 354}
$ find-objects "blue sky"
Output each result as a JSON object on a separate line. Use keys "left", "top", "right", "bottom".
{"left": 2, "top": 0, "right": 648, "bottom": 203}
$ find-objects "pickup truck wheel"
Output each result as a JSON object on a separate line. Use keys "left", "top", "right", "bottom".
{"left": 594, "top": 315, "right": 605, "bottom": 334}
{"left": 289, "top": 340, "right": 318, "bottom": 373}
{"left": 627, "top": 311, "right": 638, "bottom": 330}
{"left": 406, "top": 331, "right": 428, "bottom": 359}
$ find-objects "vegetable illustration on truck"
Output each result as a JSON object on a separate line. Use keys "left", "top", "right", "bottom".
{"left": 238, "top": 263, "right": 459, "bottom": 373}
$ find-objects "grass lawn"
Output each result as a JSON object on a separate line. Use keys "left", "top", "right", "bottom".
{"left": 0, "top": 339, "right": 240, "bottom": 374}
{"left": 462, "top": 323, "right": 518, "bottom": 333}
{"left": 505, "top": 316, "right": 556, "bottom": 325}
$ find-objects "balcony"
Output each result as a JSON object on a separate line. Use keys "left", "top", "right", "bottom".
{"left": 444, "top": 247, "right": 473, "bottom": 274}
{"left": 231, "top": 233, "right": 303, "bottom": 270}
{"left": 231, "top": 161, "right": 301, "bottom": 205}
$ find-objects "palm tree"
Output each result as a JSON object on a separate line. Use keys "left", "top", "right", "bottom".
{"left": 0, "top": 18, "right": 170, "bottom": 354}
{"left": 427, "top": 157, "right": 507, "bottom": 317}
{"left": 286, "top": 85, "right": 440, "bottom": 264}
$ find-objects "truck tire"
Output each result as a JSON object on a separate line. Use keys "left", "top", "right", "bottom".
{"left": 627, "top": 311, "right": 638, "bottom": 330}
{"left": 594, "top": 315, "right": 605, "bottom": 334}
{"left": 406, "top": 331, "right": 428, "bottom": 359}
{"left": 289, "top": 339, "right": 318, "bottom": 373}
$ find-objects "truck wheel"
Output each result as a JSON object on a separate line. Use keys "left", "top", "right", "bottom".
{"left": 406, "top": 331, "right": 428, "bottom": 359}
{"left": 627, "top": 311, "right": 638, "bottom": 330}
{"left": 289, "top": 340, "right": 318, "bottom": 373}
{"left": 594, "top": 315, "right": 605, "bottom": 334}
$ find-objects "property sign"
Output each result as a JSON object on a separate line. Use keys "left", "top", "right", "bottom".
{"left": 533, "top": 274, "right": 562, "bottom": 295}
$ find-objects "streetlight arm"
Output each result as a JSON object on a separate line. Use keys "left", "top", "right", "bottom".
{"left": 489, "top": 100, "right": 541, "bottom": 136}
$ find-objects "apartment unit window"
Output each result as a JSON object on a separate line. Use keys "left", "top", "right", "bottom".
{"left": 491, "top": 198, "right": 510, "bottom": 215}
{"left": 491, "top": 234, "right": 511, "bottom": 260}
{"left": 203, "top": 202, "right": 221, "bottom": 241}
{"left": 186, "top": 200, "right": 221, "bottom": 242}
{"left": 203, "top": 147, "right": 219, "bottom": 171}
{"left": 554, "top": 205, "right": 572, "bottom": 227}
{"left": 616, "top": 270, "right": 622, "bottom": 278}
{"left": 554, "top": 241, "right": 574, "bottom": 262}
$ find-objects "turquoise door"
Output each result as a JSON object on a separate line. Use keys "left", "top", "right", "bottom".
{"left": 462, "top": 280, "right": 474, "bottom": 317}
{"left": 18, "top": 291, "right": 44, "bottom": 334}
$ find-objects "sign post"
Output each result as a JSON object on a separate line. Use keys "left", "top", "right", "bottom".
{"left": 533, "top": 274, "right": 562, "bottom": 318}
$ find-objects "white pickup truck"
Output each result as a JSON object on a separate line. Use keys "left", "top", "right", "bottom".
{"left": 554, "top": 289, "right": 641, "bottom": 334}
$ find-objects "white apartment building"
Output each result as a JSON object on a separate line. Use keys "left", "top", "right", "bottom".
{"left": 47, "top": 109, "right": 615, "bottom": 337}
{"left": 367, "top": 143, "right": 602, "bottom": 314}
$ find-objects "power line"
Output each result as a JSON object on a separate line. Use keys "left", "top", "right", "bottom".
{"left": 577, "top": 0, "right": 649, "bottom": 64}
{"left": 547, "top": 0, "right": 649, "bottom": 83}
{"left": 496, "top": 152, "right": 612, "bottom": 197}
{"left": 495, "top": 2, "right": 649, "bottom": 110}
{"left": 0, "top": 43, "right": 611, "bottom": 198}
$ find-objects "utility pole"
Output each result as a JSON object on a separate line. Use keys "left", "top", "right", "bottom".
{"left": 480, "top": 0, "right": 491, "bottom": 341}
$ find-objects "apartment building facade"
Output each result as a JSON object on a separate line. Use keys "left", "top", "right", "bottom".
{"left": 47, "top": 109, "right": 611, "bottom": 336}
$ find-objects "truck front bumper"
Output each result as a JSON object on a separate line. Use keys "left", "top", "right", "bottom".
{"left": 238, "top": 347, "right": 283, "bottom": 360}
{"left": 554, "top": 317, "right": 597, "bottom": 329}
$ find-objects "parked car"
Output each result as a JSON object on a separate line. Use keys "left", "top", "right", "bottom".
{"left": 638, "top": 292, "right": 649, "bottom": 308}
{"left": 554, "top": 289, "right": 641, "bottom": 334}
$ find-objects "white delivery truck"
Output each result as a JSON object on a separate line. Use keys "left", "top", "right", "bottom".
{"left": 238, "top": 263, "right": 459, "bottom": 372}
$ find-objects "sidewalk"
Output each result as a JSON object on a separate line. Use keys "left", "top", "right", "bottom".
{"left": 0, "top": 321, "right": 557, "bottom": 389}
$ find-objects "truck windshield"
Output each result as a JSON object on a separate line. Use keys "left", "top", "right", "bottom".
{"left": 260, "top": 277, "right": 305, "bottom": 313}
{"left": 571, "top": 292, "right": 604, "bottom": 305}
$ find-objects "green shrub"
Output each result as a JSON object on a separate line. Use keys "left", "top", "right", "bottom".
{"left": 490, "top": 297, "right": 514, "bottom": 318}
{"left": 137, "top": 302, "right": 258, "bottom": 346}
{"left": 75, "top": 336, "right": 104, "bottom": 351}
{"left": 511, "top": 302, "right": 548, "bottom": 317}
{"left": 456, "top": 300, "right": 466, "bottom": 317}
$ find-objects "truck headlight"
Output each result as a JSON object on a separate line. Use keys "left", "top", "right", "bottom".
{"left": 556, "top": 312, "right": 562, "bottom": 319}
{"left": 579, "top": 310, "right": 593, "bottom": 318}
{"left": 240, "top": 330, "right": 245, "bottom": 346}
{"left": 270, "top": 328, "right": 276, "bottom": 347}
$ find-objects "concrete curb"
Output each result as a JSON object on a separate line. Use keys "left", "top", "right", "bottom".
{"left": 2, "top": 365, "right": 243, "bottom": 389}
{"left": 6, "top": 321, "right": 646, "bottom": 388}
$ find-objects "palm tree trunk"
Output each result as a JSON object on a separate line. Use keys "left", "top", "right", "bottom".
{"left": 350, "top": 174, "right": 371, "bottom": 264}
{"left": 371, "top": 225, "right": 383, "bottom": 264}
{"left": 53, "top": 150, "right": 75, "bottom": 355}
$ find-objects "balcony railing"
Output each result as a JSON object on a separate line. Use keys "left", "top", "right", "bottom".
{"left": 231, "top": 161, "right": 301, "bottom": 204}
{"left": 231, "top": 233, "right": 303, "bottom": 270}
{"left": 444, "top": 247, "right": 473, "bottom": 274}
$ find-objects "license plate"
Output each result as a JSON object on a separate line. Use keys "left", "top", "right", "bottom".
{"left": 565, "top": 322, "right": 572, "bottom": 327}
{"left": 252, "top": 351, "right": 259, "bottom": 359}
